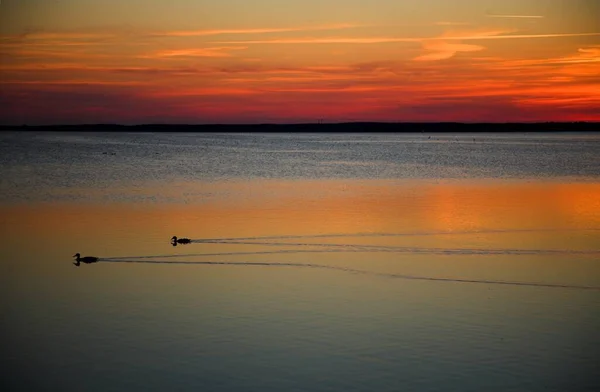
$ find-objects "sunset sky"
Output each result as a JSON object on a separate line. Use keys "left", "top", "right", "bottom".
{"left": 1, "top": 0, "right": 599, "bottom": 124}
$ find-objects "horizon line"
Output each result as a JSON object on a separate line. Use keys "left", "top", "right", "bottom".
{"left": 1, "top": 121, "right": 598, "bottom": 128}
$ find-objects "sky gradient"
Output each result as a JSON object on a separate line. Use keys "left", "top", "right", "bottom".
{"left": 1, "top": 0, "right": 599, "bottom": 124}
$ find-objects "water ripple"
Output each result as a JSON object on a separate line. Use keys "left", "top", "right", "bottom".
{"left": 98, "top": 259, "right": 600, "bottom": 291}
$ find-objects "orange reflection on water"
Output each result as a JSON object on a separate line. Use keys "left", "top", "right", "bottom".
{"left": 3, "top": 180, "right": 600, "bottom": 244}
{"left": 1, "top": 179, "right": 599, "bottom": 307}
{"left": 2, "top": 179, "right": 599, "bottom": 260}
{"left": 425, "top": 181, "right": 600, "bottom": 232}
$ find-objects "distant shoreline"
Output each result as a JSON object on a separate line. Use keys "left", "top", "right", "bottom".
{"left": 1, "top": 122, "right": 598, "bottom": 133}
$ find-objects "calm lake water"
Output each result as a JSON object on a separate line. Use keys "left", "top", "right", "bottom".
{"left": 1, "top": 131, "right": 599, "bottom": 391}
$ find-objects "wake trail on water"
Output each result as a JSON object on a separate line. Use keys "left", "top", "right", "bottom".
{"left": 103, "top": 243, "right": 600, "bottom": 261}
{"left": 182, "top": 239, "right": 600, "bottom": 256}
{"left": 105, "top": 236, "right": 600, "bottom": 260}
{"left": 190, "top": 228, "right": 600, "bottom": 243}
{"left": 99, "top": 259, "right": 600, "bottom": 291}
{"left": 103, "top": 249, "right": 357, "bottom": 261}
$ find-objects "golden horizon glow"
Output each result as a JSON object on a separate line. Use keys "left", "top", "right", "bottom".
{"left": 1, "top": 0, "right": 599, "bottom": 124}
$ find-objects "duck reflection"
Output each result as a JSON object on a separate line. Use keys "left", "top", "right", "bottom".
{"left": 73, "top": 253, "right": 99, "bottom": 266}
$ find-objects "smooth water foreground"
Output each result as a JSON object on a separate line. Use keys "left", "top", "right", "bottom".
{"left": 1, "top": 132, "right": 599, "bottom": 391}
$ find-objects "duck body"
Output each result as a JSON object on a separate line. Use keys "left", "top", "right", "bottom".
{"left": 73, "top": 253, "right": 98, "bottom": 264}
{"left": 171, "top": 236, "right": 191, "bottom": 244}
{"left": 73, "top": 253, "right": 99, "bottom": 264}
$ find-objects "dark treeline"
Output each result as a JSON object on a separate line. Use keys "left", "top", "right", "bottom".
{"left": 1, "top": 122, "right": 598, "bottom": 133}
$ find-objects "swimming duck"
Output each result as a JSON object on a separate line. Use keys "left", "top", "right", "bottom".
{"left": 171, "top": 236, "right": 191, "bottom": 244}
{"left": 73, "top": 253, "right": 99, "bottom": 266}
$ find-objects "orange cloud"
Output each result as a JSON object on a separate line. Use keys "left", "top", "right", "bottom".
{"left": 2, "top": 79, "right": 146, "bottom": 86}
{"left": 145, "top": 47, "right": 247, "bottom": 58}
{"left": 488, "top": 45, "right": 600, "bottom": 70}
{"left": 486, "top": 14, "right": 544, "bottom": 19}
{"left": 147, "top": 87, "right": 259, "bottom": 97}
{"left": 453, "top": 32, "right": 600, "bottom": 41}
{"left": 414, "top": 40, "right": 485, "bottom": 61}
{"left": 440, "top": 28, "right": 515, "bottom": 39}
{"left": 214, "top": 37, "right": 419, "bottom": 44}
{"left": 2, "top": 17, "right": 599, "bottom": 124}
{"left": 215, "top": 31, "right": 600, "bottom": 45}
{"left": 0, "top": 24, "right": 363, "bottom": 46}
{"left": 151, "top": 24, "right": 363, "bottom": 37}
{"left": 1, "top": 47, "right": 116, "bottom": 61}
{"left": 435, "top": 22, "right": 470, "bottom": 26}
{"left": 411, "top": 28, "right": 509, "bottom": 61}
{"left": 11, "top": 31, "right": 117, "bottom": 40}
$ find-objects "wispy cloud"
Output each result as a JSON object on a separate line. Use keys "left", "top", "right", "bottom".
{"left": 435, "top": 22, "right": 470, "bottom": 26}
{"left": 143, "top": 47, "right": 247, "bottom": 58}
{"left": 414, "top": 40, "right": 485, "bottom": 61}
{"left": 1, "top": 23, "right": 363, "bottom": 43}
{"left": 486, "top": 14, "right": 544, "bottom": 19}
{"left": 214, "top": 37, "right": 419, "bottom": 44}
{"left": 1, "top": 79, "right": 146, "bottom": 86}
{"left": 451, "top": 32, "right": 600, "bottom": 41}
{"left": 412, "top": 28, "right": 507, "bottom": 60}
{"left": 440, "top": 28, "right": 515, "bottom": 39}
{"left": 148, "top": 87, "right": 259, "bottom": 97}
{"left": 151, "top": 24, "right": 363, "bottom": 38}
{"left": 10, "top": 31, "right": 118, "bottom": 40}
{"left": 215, "top": 31, "right": 600, "bottom": 45}
{"left": 488, "top": 45, "right": 600, "bottom": 68}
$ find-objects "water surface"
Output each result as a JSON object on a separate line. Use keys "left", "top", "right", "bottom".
{"left": 2, "top": 132, "right": 599, "bottom": 391}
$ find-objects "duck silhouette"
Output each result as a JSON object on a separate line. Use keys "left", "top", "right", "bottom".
{"left": 73, "top": 253, "right": 99, "bottom": 266}
{"left": 171, "top": 236, "right": 192, "bottom": 245}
